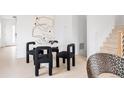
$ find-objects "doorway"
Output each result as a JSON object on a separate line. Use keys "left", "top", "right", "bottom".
{"left": 1, "top": 17, "right": 16, "bottom": 47}
{"left": 0, "top": 16, "right": 17, "bottom": 62}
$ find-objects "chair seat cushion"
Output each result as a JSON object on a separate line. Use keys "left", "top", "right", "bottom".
{"left": 57, "top": 51, "right": 74, "bottom": 58}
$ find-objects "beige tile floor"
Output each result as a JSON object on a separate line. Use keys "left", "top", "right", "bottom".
{"left": 0, "top": 46, "right": 88, "bottom": 78}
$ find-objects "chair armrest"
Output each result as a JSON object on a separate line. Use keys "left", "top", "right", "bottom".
{"left": 26, "top": 41, "right": 36, "bottom": 51}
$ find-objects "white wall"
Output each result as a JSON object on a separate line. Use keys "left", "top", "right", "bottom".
{"left": 87, "top": 15, "right": 115, "bottom": 57}
{"left": 72, "top": 16, "right": 79, "bottom": 55}
{"left": 0, "top": 18, "right": 1, "bottom": 47}
{"left": 78, "top": 15, "right": 87, "bottom": 56}
{"left": 115, "top": 15, "right": 124, "bottom": 25}
{"left": 16, "top": 15, "right": 84, "bottom": 58}
{"left": 55, "top": 15, "right": 87, "bottom": 56}
{"left": 55, "top": 15, "right": 73, "bottom": 52}
{"left": 72, "top": 15, "right": 87, "bottom": 56}
{"left": 55, "top": 15, "right": 80, "bottom": 54}
{"left": 16, "top": 16, "right": 34, "bottom": 58}
{"left": 0, "top": 18, "right": 2, "bottom": 47}
{"left": 82, "top": 15, "right": 87, "bottom": 56}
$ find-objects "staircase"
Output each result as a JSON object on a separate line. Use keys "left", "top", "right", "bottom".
{"left": 100, "top": 25, "right": 124, "bottom": 56}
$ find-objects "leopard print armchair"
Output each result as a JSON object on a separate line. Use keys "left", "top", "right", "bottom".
{"left": 87, "top": 53, "right": 124, "bottom": 78}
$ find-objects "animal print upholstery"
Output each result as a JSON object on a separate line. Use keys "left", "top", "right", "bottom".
{"left": 87, "top": 53, "right": 124, "bottom": 78}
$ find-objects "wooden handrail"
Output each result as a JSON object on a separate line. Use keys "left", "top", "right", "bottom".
{"left": 117, "top": 30, "right": 124, "bottom": 57}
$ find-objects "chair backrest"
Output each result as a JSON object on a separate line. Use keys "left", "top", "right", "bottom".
{"left": 67, "top": 43, "right": 75, "bottom": 55}
{"left": 26, "top": 41, "right": 35, "bottom": 51}
{"left": 87, "top": 53, "right": 124, "bottom": 78}
{"left": 35, "top": 46, "right": 52, "bottom": 61}
{"left": 48, "top": 40, "right": 58, "bottom": 45}
{"left": 53, "top": 40, "right": 58, "bottom": 43}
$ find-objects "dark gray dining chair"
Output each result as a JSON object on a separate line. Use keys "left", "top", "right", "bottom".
{"left": 26, "top": 41, "right": 43, "bottom": 64}
{"left": 56, "top": 43, "right": 75, "bottom": 71}
{"left": 34, "top": 46, "right": 53, "bottom": 76}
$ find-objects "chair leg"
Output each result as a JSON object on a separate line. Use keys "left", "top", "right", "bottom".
{"left": 67, "top": 58, "right": 70, "bottom": 71}
{"left": 63, "top": 58, "right": 65, "bottom": 64}
{"left": 33, "top": 55, "right": 35, "bottom": 65}
{"left": 26, "top": 53, "right": 29, "bottom": 63}
{"left": 56, "top": 56, "right": 59, "bottom": 67}
{"left": 72, "top": 56, "right": 75, "bottom": 66}
{"left": 35, "top": 63, "right": 39, "bottom": 76}
{"left": 38, "top": 63, "right": 40, "bottom": 69}
{"left": 51, "top": 55, "right": 53, "bottom": 68}
{"left": 34, "top": 55, "right": 40, "bottom": 69}
{"left": 49, "top": 62, "right": 52, "bottom": 76}
{"left": 51, "top": 60, "right": 53, "bottom": 68}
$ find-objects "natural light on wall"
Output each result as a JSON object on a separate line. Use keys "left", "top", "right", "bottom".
{"left": 12, "top": 25, "right": 15, "bottom": 43}
{"left": 0, "top": 22, "right": 1, "bottom": 47}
